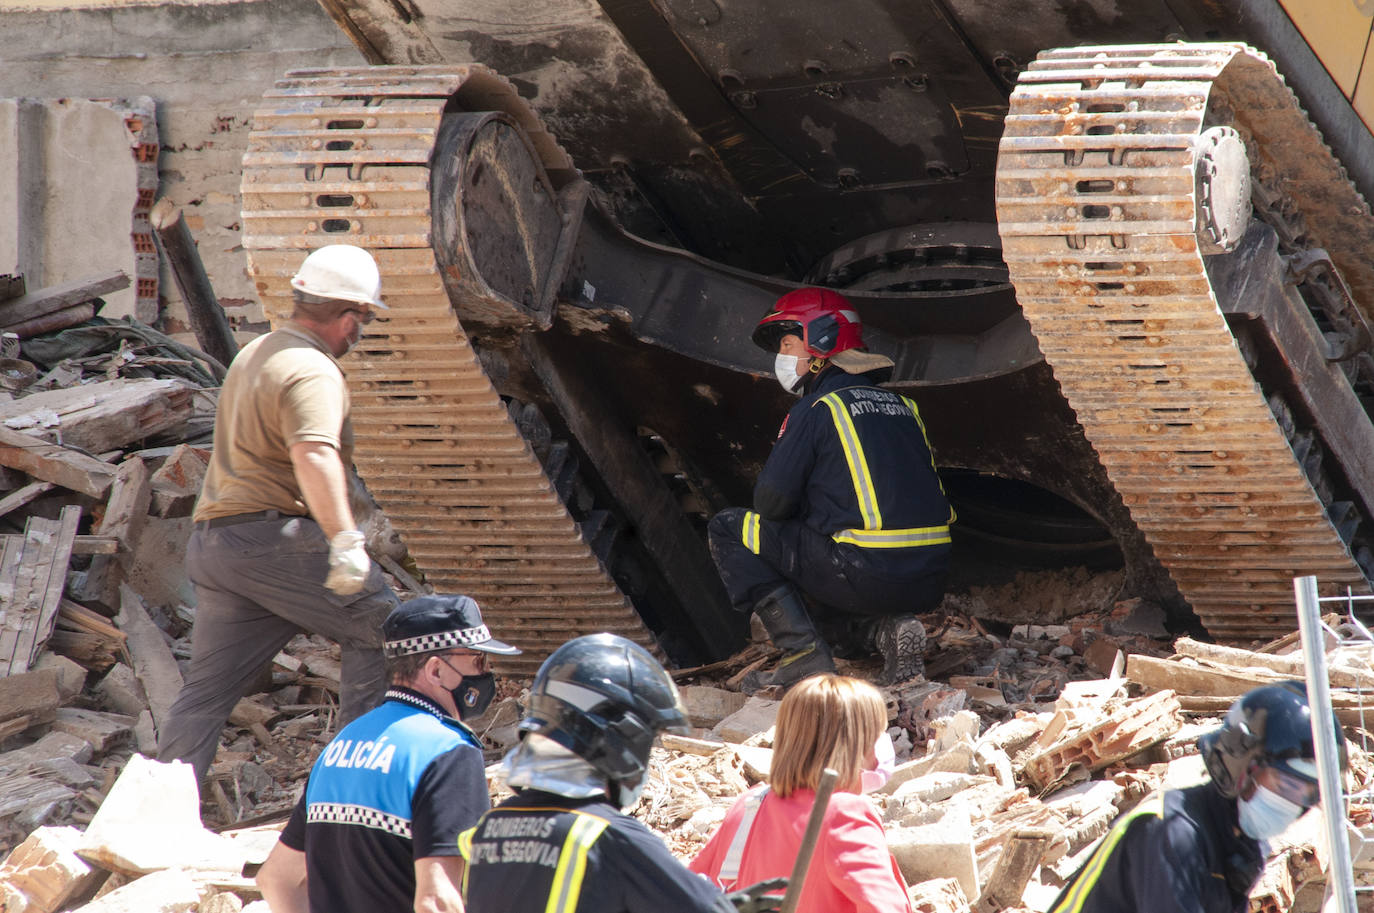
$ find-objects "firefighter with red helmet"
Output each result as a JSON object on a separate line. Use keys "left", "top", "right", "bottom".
{"left": 708, "top": 287, "right": 954, "bottom": 689}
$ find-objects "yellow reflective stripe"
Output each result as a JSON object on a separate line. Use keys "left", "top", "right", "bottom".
{"left": 900, "top": 394, "right": 957, "bottom": 526}
{"left": 819, "top": 393, "right": 882, "bottom": 529}
{"left": 1049, "top": 796, "right": 1163, "bottom": 913}
{"left": 741, "top": 510, "right": 762, "bottom": 555}
{"left": 833, "top": 525, "right": 951, "bottom": 548}
{"left": 457, "top": 825, "right": 476, "bottom": 897}
{"left": 545, "top": 813, "right": 610, "bottom": 913}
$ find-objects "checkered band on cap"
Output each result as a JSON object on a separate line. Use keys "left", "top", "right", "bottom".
{"left": 385, "top": 624, "right": 492, "bottom": 657}
{"left": 307, "top": 802, "right": 412, "bottom": 839}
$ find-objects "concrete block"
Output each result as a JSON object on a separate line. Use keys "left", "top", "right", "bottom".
{"left": 33, "top": 652, "right": 86, "bottom": 701}
{"left": 77, "top": 868, "right": 206, "bottom": 913}
{"left": 908, "top": 876, "right": 971, "bottom": 913}
{"left": 148, "top": 446, "right": 208, "bottom": 518}
{"left": 888, "top": 804, "right": 979, "bottom": 902}
{"left": 95, "top": 663, "right": 147, "bottom": 718}
{"left": 974, "top": 742, "right": 1014, "bottom": 788}
{"left": 80, "top": 754, "right": 249, "bottom": 876}
{"left": 892, "top": 771, "right": 996, "bottom": 807}
{"left": 199, "top": 891, "right": 243, "bottom": 913}
{"left": 124, "top": 517, "right": 194, "bottom": 611}
{"left": 1042, "top": 778, "right": 1124, "bottom": 818}
{"left": 879, "top": 741, "right": 976, "bottom": 795}
{"left": 0, "top": 825, "right": 98, "bottom": 913}
{"left": 710, "top": 696, "right": 779, "bottom": 744}
{"left": 733, "top": 744, "right": 773, "bottom": 782}
{"left": 134, "top": 710, "right": 158, "bottom": 757}
{"left": 680, "top": 685, "right": 748, "bottom": 729}
{"left": 932, "top": 710, "right": 981, "bottom": 753}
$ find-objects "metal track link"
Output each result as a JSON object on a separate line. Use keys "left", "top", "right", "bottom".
{"left": 997, "top": 44, "right": 1374, "bottom": 639}
{"left": 241, "top": 65, "right": 657, "bottom": 673}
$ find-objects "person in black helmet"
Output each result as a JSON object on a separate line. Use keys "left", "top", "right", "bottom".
{"left": 1049, "top": 681, "right": 1347, "bottom": 913}
{"left": 458, "top": 633, "right": 781, "bottom": 913}
{"left": 257, "top": 594, "right": 521, "bottom": 913}
{"left": 708, "top": 287, "right": 954, "bottom": 689}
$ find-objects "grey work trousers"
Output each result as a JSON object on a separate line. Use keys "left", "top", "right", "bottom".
{"left": 157, "top": 515, "right": 397, "bottom": 783}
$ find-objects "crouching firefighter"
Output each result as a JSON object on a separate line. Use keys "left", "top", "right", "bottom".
{"left": 1049, "top": 681, "right": 1347, "bottom": 913}
{"left": 708, "top": 287, "right": 954, "bottom": 688}
{"left": 458, "top": 633, "right": 784, "bottom": 913}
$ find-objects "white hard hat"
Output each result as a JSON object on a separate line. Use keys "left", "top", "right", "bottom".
{"left": 290, "top": 244, "right": 387, "bottom": 308}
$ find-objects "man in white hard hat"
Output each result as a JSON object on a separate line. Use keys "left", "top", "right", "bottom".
{"left": 159, "top": 244, "right": 399, "bottom": 786}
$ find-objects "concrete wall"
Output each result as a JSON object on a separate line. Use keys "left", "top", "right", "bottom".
{"left": 0, "top": 0, "right": 363, "bottom": 334}
{"left": 0, "top": 96, "right": 158, "bottom": 321}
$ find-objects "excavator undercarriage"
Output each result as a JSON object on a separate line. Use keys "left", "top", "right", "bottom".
{"left": 241, "top": 0, "right": 1374, "bottom": 669}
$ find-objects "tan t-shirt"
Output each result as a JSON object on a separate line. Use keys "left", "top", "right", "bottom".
{"left": 193, "top": 323, "right": 354, "bottom": 521}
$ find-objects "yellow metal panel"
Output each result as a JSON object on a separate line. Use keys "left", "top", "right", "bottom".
{"left": 1278, "top": 0, "right": 1371, "bottom": 96}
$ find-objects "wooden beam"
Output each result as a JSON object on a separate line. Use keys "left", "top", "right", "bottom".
{"left": 0, "top": 379, "right": 195, "bottom": 455}
{"left": 115, "top": 585, "right": 183, "bottom": 733}
{"left": 77, "top": 457, "right": 152, "bottom": 611}
{"left": 975, "top": 830, "right": 1054, "bottom": 913}
{"left": 0, "top": 534, "right": 117, "bottom": 555}
{"left": 0, "top": 270, "right": 127, "bottom": 328}
{"left": 0, "top": 480, "right": 54, "bottom": 520}
{"left": 150, "top": 199, "right": 238, "bottom": 370}
{"left": 0, "top": 427, "right": 116, "bottom": 498}
{"left": 2, "top": 303, "right": 95, "bottom": 338}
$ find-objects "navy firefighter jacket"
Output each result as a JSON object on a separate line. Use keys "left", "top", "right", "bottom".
{"left": 755, "top": 367, "right": 953, "bottom": 551}
{"left": 1048, "top": 782, "right": 1265, "bottom": 913}
{"left": 280, "top": 687, "right": 490, "bottom": 913}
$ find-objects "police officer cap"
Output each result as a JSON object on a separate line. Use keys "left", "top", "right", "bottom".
{"left": 383, "top": 594, "right": 521, "bottom": 658}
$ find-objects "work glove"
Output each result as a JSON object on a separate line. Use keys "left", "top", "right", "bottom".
{"left": 725, "top": 878, "right": 787, "bottom": 913}
{"left": 325, "top": 529, "right": 370, "bottom": 595}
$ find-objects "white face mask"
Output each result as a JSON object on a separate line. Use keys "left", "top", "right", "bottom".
{"left": 774, "top": 353, "right": 805, "bottom": 393}
{"left": 1237, "top": 783, "right": 1305, "bottom": 840}
{"left": 861, "top": 731, "right": 896, "bottom": 793}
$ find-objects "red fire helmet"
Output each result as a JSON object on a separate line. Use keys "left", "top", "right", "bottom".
{"left": 751, "top": 287, "right": 866, "bottom": 359}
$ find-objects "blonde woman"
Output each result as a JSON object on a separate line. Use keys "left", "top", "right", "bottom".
{"left": 690, "top": 674, "right": 912, "bottom": 913}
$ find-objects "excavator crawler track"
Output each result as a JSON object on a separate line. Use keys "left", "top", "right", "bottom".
{"left": 997, "top": 44, "right": 1374, "bottom": 639}
{"left": 241, "top": 65, "right": 657, "bottom": 674}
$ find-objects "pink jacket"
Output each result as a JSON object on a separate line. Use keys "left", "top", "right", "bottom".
{"left": 690, "top": 786, "right": 914, "bottom": 913}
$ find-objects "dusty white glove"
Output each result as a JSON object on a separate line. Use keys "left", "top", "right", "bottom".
{"left": 325, "top": 530, "right": 370, "bottom": 595}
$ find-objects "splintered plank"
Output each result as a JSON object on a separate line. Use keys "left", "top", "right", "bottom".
{"left": 0, "top": 428, "right": 116, "bottom": 498}
{"left": 0, "top": 506, "right": 82, "bottom": 676}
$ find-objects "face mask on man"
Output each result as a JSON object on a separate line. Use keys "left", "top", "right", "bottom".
{"left": 450, "top": 672, "right": 497, "bottom": 721}
{"left": 1237, "top": 783, "right": 1305, "bottom": 840}
{"left": 861, "top": 731, "right": 896, "bottom": 793}
{"left": 774, "top": 353, "right": 806, "bottom": 393}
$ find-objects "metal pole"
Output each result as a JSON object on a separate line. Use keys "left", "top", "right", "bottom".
{"left": 1295, "top": 575, "right": 1358, "bottom": 913}
{"left": 779, "top": 767, "right": 837, "bottom": 913}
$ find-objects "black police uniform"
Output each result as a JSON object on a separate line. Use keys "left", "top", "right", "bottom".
{"left": 1049, "top": 783, "right": 1265, "bottom": 913}
{"left": 280, "top": 687, "right": 490, "bottom": 913}
{"left": 460, "top": 790, "right": 735, "bottom": 913}
{"left": 708, "top": 366, "right": 953, "bottom": 617}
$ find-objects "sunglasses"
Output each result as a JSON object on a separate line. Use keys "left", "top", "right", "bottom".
{"left": 344, "top": 308, "right": 377, "bottom": 325}
{"left": 438, "top": 650, "right": 490, "bottom": 674}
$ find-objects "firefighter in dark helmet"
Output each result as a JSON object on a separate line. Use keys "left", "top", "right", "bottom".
{"left": 458, "top": 633, "right": 782, "bottom": 913}
{"left": 1049, "top": 681, "right": 1346, "bottom": 913}
{"left": 708, "top": 287, "right": 954, "bottom": 688}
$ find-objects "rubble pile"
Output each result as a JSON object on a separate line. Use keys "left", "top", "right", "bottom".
{"left": 2, "top": 577, "right": 1372, "bottom": 913}
{"left": 2, "top": 274, "right": 1371, "bottom": 913}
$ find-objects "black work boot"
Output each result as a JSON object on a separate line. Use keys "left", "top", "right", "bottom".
{"left": 875, "top": 614, "right": 927, "bottom": 685}
{"left": 741, "top": 586, "right": 835, "bottom": 691}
